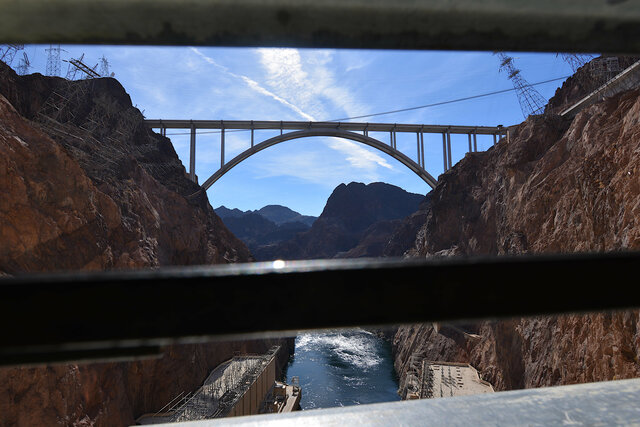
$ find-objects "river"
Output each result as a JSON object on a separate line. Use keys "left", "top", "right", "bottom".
{"left": 285, "top": 329, "right": 400, "bottom": 410}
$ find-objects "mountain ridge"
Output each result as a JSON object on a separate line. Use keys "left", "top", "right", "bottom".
{"left": 215, "top": 204, "right": 317, "bottom": 253}
{"left": 215, "top": 204, "right": 317, "bottom": 226}
{"left": 251, "top": 181, "right": 425, "bottom": 261}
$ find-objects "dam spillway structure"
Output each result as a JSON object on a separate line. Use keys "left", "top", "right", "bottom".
{"left": 136, "top": 346, "right": 301, "bottom": 424}
{"left": 403, "top": 359, "right": 494, "bottom": 401}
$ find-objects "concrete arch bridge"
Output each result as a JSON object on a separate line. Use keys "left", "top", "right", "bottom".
{"left": 143, "top": 120, "right": 511, "bottom": 190}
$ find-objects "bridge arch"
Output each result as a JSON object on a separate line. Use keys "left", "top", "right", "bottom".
{"left": 200, "top": 128, "right": 438, "bottom": 190}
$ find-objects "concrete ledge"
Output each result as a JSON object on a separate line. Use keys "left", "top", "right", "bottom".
{"left": 164, "top": 378, "right": 640, "bottom": 426}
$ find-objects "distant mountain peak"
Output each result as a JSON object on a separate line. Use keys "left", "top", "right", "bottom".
{"left": 319, "top": 181, "right": 424, "bottom": 232}
{"left": 214, "top": 206, "right": 247, "bottom": 219}
{"left": 256, "top": 205, "right": 316, "bottom": 226}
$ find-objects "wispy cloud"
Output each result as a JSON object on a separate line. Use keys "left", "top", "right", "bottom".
{"left": 257, "top": 48, "right": 369, "bottom": 120}
{"left": 238, "top": 75, "right": 315, "bottom": 121}
{"left": 255, "top": 149, "right": 385, "bottom": 186}
{"left": 255, "top": 48, "right": 392, "bottom": 175}
{"left": 326, "top": 138, "right": 393, "bottom": 171}
{"left": 189, "top": 46, "right": 393, "bottom": 181}
{"left": 190, "top": 47, "right": 314, "bottom": 121}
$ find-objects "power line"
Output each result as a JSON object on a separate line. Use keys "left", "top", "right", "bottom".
{"left": 163, "top": 75, "right": 569, "bottom": 136}
{"left": 330, "top": 75, "right": 568, "bottom": 122}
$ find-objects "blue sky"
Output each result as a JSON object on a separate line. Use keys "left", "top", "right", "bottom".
{"left": 13, "top": 45, "right": 575, "bottom": 216}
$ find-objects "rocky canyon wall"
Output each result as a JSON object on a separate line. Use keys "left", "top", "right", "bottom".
{"left": 0, "top": 62, "right": 292, "bottom": 426}
{"left": 0, "top": 62, "right": 252, "bottom": 273}
{"left": 394, "top": 85, "right": 640, "bottom": 397}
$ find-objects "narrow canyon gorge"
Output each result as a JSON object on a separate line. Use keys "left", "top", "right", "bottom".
{"left": 1, "top": 52, "right": 639, "bottom": 425}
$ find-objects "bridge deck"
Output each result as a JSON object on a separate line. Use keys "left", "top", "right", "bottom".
{"left": 144, "top": 119, "right": 508, "bottom": 135}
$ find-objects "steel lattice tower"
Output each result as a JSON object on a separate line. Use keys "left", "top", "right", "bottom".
{"left": 558, "top": 53, "right": 593, "bottom": 73}
{"left": 16, "top": 52, "right": 30, "bottom": 75}
{"left": 64, "top": 54, "right": 100, "bottom": 79}
{"left": 65, "top": 53, "right": 85, "bottom": 80}
{"left": 497, "top": 52, "right": 547, "bottom": 118}
{"left": 98, "top": 56, "right": 112, "bottom": 77}
{"left": 0, "top": 44, "right": 24, "bottom": 66}
{"left": 45, "top": 44, "right": 62, "bottom": 76}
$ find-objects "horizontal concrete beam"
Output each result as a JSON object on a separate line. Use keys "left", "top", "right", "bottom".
{"left": 1, "top": 1, "right": 640, "bottom": 53}
{"left": 144, "top": 120, "right": 508, "bottom": 135}
{"left": 0, "top": 252, "right": 639, "bottom": 364}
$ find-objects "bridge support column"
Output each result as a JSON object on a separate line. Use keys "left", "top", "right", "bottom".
{"left": 468, "top": 133, "right": 472, "bottom": 154}
{"left": 221, "top": 123, "right": 225, "bottom": 168}
{"left": 442, "top": 133, "right": 447, "bottom": 172}
{"left": 446, "top": 129, "right": 452, "bottom": 170}
{"left": 493, "top": 134, "right": 497, "bottom": 146}
{"left": 420, "top": 131, "right": 425, "bottom": 168}
{"left": 251, "top": 120, "right": 254, "bottom": 148}
{"left": 473, "top": 132, "right": 478, "bottom": 152}
{"left": 189, "top": 122, "right": 196, "bottom": 183}
{"left": 391, "top": 125, "right": 397, "bottom": 149}
{"left": 416, "top": 132, "right": 421, "bottom": 166}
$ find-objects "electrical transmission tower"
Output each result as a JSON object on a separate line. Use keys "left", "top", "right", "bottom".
{"left": 497, "top": 52, "right": 547, "bottom": 118}
{"left": 46, "top": 44, "right": 62, "bottom": 76}
{"left": 558, "top": 53, "right": 593, "bottom": 73}
{"left": 64, "top": 54, "right": 100, "bottom": 80}
{"left": 16, "top": 52, "right": 30, "bottom": 75}
{"left": 590, "top": 55, "right": 621, "bottom": 83}
{"left": 0, "top": 44, "right": 24, "bottom": 66}
{"left": 98, "top": 56, "right": 114, "bottom": 77}
{"left": 65, "top": 54, "right": 84, "bottom": 80}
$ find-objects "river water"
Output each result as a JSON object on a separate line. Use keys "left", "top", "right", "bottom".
{"left": 285, "top": 329, "right": 400, "bottom": 410}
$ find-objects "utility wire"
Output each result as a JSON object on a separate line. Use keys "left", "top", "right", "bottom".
{"left": 164, "top": 75, "right": 569, "bottom": 136}
{"left": 330, "top": 75, "right": 569, "bottom": 121}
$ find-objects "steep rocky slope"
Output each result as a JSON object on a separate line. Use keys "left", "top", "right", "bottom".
{"left": 252, "top": 182, "right": 424, "bottom": 260}
{"left": 0, "top": 63, "right": 251, "bottom": 272}
{"left": 393, "top": 86, "right": 640, "bottom": 397}
{"left": 382, "top": 195, "right": 432, "bottom": 257}
{"left": 0, "top": 62, "right": 291, "bottom": 425}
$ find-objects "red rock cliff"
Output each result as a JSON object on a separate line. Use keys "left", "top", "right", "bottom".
{"left": 0, "top": 62, "right": 292, "bottom": 426}
{"left": 394, "top": 86, "right": 640, "bottom": 396}
{"left": 0, "top": 63, "right": 252, "bottom": 272}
